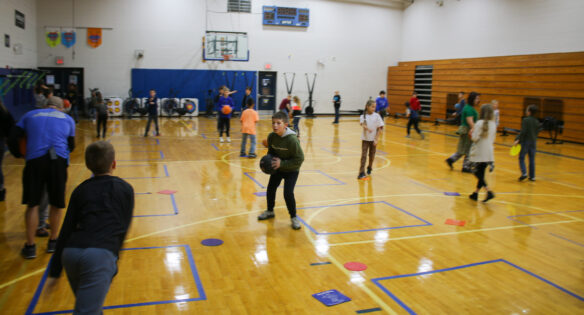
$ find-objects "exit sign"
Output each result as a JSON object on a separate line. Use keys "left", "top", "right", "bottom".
{"left": 55, "top": 56, "right": 64, "bottom": 65}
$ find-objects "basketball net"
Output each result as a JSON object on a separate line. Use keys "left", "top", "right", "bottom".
{"left": 222, "top": 54, "right": 231, "bottom": 61}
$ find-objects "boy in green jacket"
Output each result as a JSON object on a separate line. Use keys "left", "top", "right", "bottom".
{"left": 514, "top": 105, "right": 540, "bottom": 181}
{"left": 258, "top": 111, "right": 305, "bottom": 230}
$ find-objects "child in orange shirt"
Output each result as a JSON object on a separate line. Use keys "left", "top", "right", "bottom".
{"left": 240, "top": 98, "right": 259, "bottom": 158}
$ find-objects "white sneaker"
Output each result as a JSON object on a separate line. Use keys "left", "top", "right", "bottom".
{"left": 220, "top": 137, "right": 224, "bottom": 143}
{"left": 227, "top": 137, "right": 231, "bottom": 143}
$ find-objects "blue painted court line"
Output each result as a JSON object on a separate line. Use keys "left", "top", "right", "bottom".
{"left": 548, "top": 233, "right": 584, "bottom": 248}
{"left": 297, "top": 201, "right": 432, "bottom": 235}
{"left": 119, "top": 164, "right": 170, "bottom": 179}
{"left": 244, "top": 170, "right": 346, "bottom": 189}
{"left": 408, "top": 179, "right": 443, "bottom": 193}
{"left": 384, "top": 122, "right": 584, "bottom": 162}
{"left": 117, "top": 150, "right": 164, "bottom": 162}
{"left": 109, "top": 139, "right": 160, "bottom": 146}
{"left": 135, "top": 192, "right": 152, "bottom": 195}
{"left": 133, "top": 194, "right": 178, "bottom": 218}
{"left": 356, "top": 307, "right": 382, "bottom": 313}
{"left": 371, "top": 259, "right": 583, "bottom": 315}
{"left": 310, "top": 262, "right": 332, "bottom": 266}
{"left": 26, "top": 244, "right": 206, "bottom": 315}
{"left": 506, "top": 210, "right": 584, "bottom": 230}
{"left": 211, "top": 143, "right": 219, "bottom": 151}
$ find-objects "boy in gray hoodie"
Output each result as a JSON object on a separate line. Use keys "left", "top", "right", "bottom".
{"left": 257, "top": 111, "right": 304, "bottom": 230}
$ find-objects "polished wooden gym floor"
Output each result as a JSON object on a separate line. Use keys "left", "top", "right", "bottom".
{"left": 1, "top": 114, "right": 583, "bottom": 314}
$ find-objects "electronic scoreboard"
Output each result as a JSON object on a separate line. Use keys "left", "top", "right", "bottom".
{"left": 262, "top": 6, "right": 309, "bottom": 27}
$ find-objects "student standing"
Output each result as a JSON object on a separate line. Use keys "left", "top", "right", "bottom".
{"left": 144, "top": 89, "right": 160, "bottom": 137}
{"left": 515, "top": 105, "right": 539, "bottom": 181}
{"left": 257, "top": 112, "right": 304, "bottom": 230}
{"left": 217, "top": 87, "right": 234, "bottom": 143}
{"left": 95, "top": 91, "right": 108, "bottom": 138}
{"left": 332, "top": 91, "right": 341, "bottom": 124}
{"left": 469, "top": 103, "right": 496, "bottom": 202}
{"left": 240, "top": 98, "right": 259, "bottom": 158}
{"left": 358, "top": 100, "right": 384, "bottom": 179}
{"left": 278, "top": 95, "right": 292, "bottom": 116}
{"left": 406, "top": 92, "right": 424, "bottom": 139}
{"left": 291, "top": 96, "right": 302, "bottom": 137}
{"left": 375, "top": 91, "right": 389, "bottom": 121}
{"left": 47, "top": 141, "right": 134, "bottom": 314}
{"left": 446, "top": 92, "right": 479, "bottom": 173}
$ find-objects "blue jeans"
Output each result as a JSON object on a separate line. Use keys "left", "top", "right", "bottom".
{"left": 293, "top": 116, "right": 301, "bottom": 136}
{"left": 241, "top": 133, "right": 256, "bottom": 155}
{"left": 62, "top": 247, "right": 118, "bottom": 315}
{"left": 333, "top": 106, "right": 340, "bottom": 123}
{"left": 519, "top": 141, "right": 536, "bottom": 178}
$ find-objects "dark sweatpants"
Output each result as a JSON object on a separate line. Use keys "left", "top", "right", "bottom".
{"left": 266, "top": 171, "right": 299, "bottom": 218}
{"left": 97, "top": 114, "right": 107, "bottom": 138}
{"left": 359, "top": 140, "right": 376, "bottom": 173}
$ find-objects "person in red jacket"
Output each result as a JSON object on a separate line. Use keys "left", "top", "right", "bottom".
{"left": 406, "top": 92, "right": 424, "bottom": 139}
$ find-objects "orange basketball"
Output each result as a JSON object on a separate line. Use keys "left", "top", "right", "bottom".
{"left": 262, "top": 139, "right": 268, "bottom": 148}
{"left": 63, "top": 99, "right": 71, "bottom": 109}
{"left": 221, "top": 105, "right": 232, "bottom": 115}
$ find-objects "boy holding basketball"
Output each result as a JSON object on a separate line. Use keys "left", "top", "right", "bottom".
{"left": 217, "top": 87, "right": 234, "bottom": 143}
{"left": 257, "top": 112, "right": 304, "bottom": 230}
{"left": 47, "top": 141, "right": 134, "bottom": 313}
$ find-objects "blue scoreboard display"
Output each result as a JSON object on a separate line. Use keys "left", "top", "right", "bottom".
{"left": 262, "top": 6, "right": 309, "bottom": 27}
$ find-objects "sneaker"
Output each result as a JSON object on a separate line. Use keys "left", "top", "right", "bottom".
{"left": 36, "top": 227, "right": 49, "bottom": 237}
{"left": 144, "top": 133, "right": 148, "bottom": 137}
{"left": 0, "top": 188, "right": 5, "bottom": 202}
{"left": 47, "top": 239, "right": 57, "bottom": 253}
{"left": 21, "top": 243, "right": 36, "bottom": 259}
{"left": 227, "top": 137, "right": 231, "bottom": 143}
{"left": 248, "top": 153, "right": 257, "bottom": 158}
{"left": 420, "top": 133, "right": 425, "bottom": 140}
{"left": 445, "top": 159, "right": 453, "bottom": 170}
{"left": 461, "top": 168, "right": 472, "bottom": 173}
{"left": 469, "top": 192, "right": 478, "bottom": 201}
{"left": 257, "top": 210, "right": 275, "bottom": 220}
{"left": 219, "top": 137, "right": 224, "bottom": 143}
{"left": 357, "top": 172, "right": 367, "bottom": 180}
{"left": 483, "top": 191, "right": 495, "bottom": 202}
{"left": 156, "top": 133, "right": 161, "bottom": 137}
{"left": 489, "top": 163, "right": 495, "bottom": 172}
{"left": 367, "top": 167, "right": 372, "bottom": 175}
{"left": 405, "top": 134, "right": 411, "bottom": 138}
{"left": 291, "top": 217, "right": 301, "bottom": 230}
{"left": 239, "top": 153, "right": 247, "bottom": 157}
{"left": 528, "top": 178, "right": 536, "bottom": 182}
{"left": 518, "top": 175, "right": 527, "bottom": 181}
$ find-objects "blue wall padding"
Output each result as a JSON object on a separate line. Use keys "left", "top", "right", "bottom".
{"left": 1, "top": 69, "right": 37, "bottom": 121}
{"left": 131, "top": 69, "right": 257, "bottom": 112}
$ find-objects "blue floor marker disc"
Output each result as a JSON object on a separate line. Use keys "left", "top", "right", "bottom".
{"left": 201, "top": 238, "right": 224, "bottom": 246}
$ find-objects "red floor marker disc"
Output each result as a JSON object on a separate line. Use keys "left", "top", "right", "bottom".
{"left": 344, "top": 262, "right": 367, "bottom": 271}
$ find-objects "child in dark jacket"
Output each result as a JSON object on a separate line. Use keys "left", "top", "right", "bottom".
{"left": 515, "top": 105, "right": 540, "bottom": 181}
{"left": 257, "top": 111, "right": 305, "bottom": 230}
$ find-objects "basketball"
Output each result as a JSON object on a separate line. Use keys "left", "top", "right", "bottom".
{"left": 63, "top": 99, "right": 71, "bottom": 109}
{"left": 262, "top": 139, "right": 268, "bottom": 148}
{"left": 222, "top": 105, "right": 232, "bottom": 115}
{"left": 259, "top": 154, "right": 276, "bottom": 175}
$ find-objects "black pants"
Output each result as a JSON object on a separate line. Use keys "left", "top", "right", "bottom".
{"left": 333, "top": 105, "right": 340, "bottom": 123}
{"left": 145, "top": 115, "right": 159, "bottom": 135}
{"left": 407, "top": 117, "right": 421, "bottom": 135}
{"left": 267, "top": 171, "right": 299, "bottom": 218}
{"left": 97, "top": 114, "right": 107, "bottom": 138}
{"left": 218, "top": 117, "right": 230, "bottom": 137}
{"left": 473, "top": 162, "right": 489, "bottom": 189}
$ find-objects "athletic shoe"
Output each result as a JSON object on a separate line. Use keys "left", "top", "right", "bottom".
{"left": 483, "top": 191, "right": 495, "bottom": 202}
{"left": 47, "top": 239, "right": 57, "bottom": 253}
{"left": 143, "top": 133, "right": 148, "bottom": 137}
{"left": 291, "top": 217, "right": 301, "bottom": 230}
{"left": 420, "top": 132, "right": 425, "bottom": 140}
{"left": 227, "top": 137, "right": 231, "bottom": 143}
{"left": 445, "top": 158, "right": 453, "bottom": 170}
{"left": 0, "top": 188, "right": 5, "bottom": 202}
{"left": 405, "top": 135, "right": 411, "bottom": 138}
{"left": 518, "top": 175, "right": 527, "bottom": 181}
{"left": 21, "top": 243, "right": 36, "bottom": 259}
{"left": 220, "top": 137, "right": 224, "bottom": 143}
{"left": 156, "top": 133, "right": 161, "bottom": 137}
{"left": 528, "top": 178, "right": 536, "bottom": 182}
{"left": 367, "top": 167, "right": 372, "bottom": 175}
{"left": 489, "top": 163, "right": 495, "bottom": 172}
{"left": 36, "top": 227, "right": 49, "bottom": 237}
{"left": 239, "top": 153, "right": 247, "bottom": 157}
{"left": 357, "top": 172, "right": 367, "bottom": 180}
{"left": 462, "top": 168, "right": 472, "bottom": 173}
{"left": 257, "top": 210, "right": 275, "bottom": 220}
{"left": 248, "top": 153, "right": 257, "bottom": 158}
{"left": 469, "top": 192, "right": 478, "bottom": 201}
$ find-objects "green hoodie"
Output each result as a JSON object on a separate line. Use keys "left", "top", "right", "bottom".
{"left": 267, "top": 127, "right": 304, "bottom": 172}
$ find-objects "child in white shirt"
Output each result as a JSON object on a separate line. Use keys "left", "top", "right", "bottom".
{"left": 358, "top": 100, "right": 384, "bottom": 179}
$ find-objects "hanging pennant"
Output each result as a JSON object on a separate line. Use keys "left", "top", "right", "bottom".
{"left": 61, "top": 28, "right": 76, "bottom": 48}
{"left": 45, "top": 28, "right": 60, "bottom": 47}
{"left": 87, "top": 28, "right": 102, "bottom": 48}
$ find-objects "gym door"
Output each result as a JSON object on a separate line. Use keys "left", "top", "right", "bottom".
{"left": 258, "top": 71, "right": 277, "bottom": 112}
{"left": 38, "top": 67, "right": 84, "bottom": 99}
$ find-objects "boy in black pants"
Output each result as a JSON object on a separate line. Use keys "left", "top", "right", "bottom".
{"left": 144, "top": 89, "right": 160, "bottom": 137}
{"left": 257, "top": 112, "right": 305, "bottom": 230}
{"left": 515, "top": 105, "right": 540, "bottom": 181}
{"left": 95, "top": 92, "right": 108, "bottom": 138}
{"left": 47, "top": 141, "right": 134, "bottom": 314}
